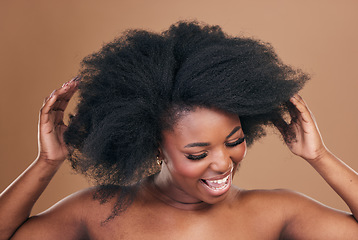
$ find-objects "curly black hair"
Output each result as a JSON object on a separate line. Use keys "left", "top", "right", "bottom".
{"left": 64, "top": 20, "right": 308, "bottom": 189}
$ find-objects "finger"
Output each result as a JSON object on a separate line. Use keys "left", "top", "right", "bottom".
{"left": 40, "top": 76, "right": 80, "bottom": 125}
{"left": 40, "top": 91, "right": 59, "bottom": 125}
{"left": 287, "top": 101, "right": 300, "bottom": 123}
{"left": 56, "top": 81, "right": 79, "bottom": 112}
{"left": 43, "top": 90, "right": 56, "bottom": 105}
{"left": 290, "top": 96, "right": 313, "bottom": 124}
{"left": 52, "top": 77, "right": 80, "bottom": 125}
{"left": 53, "top": 87, "right": 78, "bottom": 125}
{"left": 292, "top": 94, "right": 304, "bottom": 104}
{"left": 292, "top": 94, "right": 313, "bottom": 112}
{"left": 52, "top": 76, "right": 80, "bottom": 112}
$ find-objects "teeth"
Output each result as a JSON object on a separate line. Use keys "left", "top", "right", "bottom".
{"left": 206, "top": 175, "right": 229, "bottom": 185}
{"left": 211, "top": 184, "right": 227, "bottom": 190}
{"left": 202, "top": 175, "right": 230, "bottom": 190}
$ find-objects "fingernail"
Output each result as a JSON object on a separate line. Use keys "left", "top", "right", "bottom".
{"left": 74, "top": 75, "right": 82, "bottom": 82}
{"left": 62, "top": 77, "right": 77, "bottom": 87}
{"left": 69, "top": 77, "right": 76, "bottom": 83}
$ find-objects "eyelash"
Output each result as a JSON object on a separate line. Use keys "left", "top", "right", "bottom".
{"left": 186, "top": 152, "right": 208, "bottom": 160}
{"left": 225, "top": 136, "right": 246, "bottom": 147}
{"left": 185, "top": 136, "right": 245, "bottom": 161}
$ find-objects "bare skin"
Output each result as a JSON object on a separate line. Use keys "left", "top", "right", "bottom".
{"left": 1, "top": 79, "right": 358, "bottom": 239}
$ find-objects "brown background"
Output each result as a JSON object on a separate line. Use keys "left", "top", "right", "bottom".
{"left": 1, "top": 0, "right": 357, "bottom": 215}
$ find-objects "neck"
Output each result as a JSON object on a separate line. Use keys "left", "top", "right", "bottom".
{"left": 146, "top": 173, "right": 210, "bottom": 211}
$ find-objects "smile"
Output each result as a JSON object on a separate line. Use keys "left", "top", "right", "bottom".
{"left": 201, "top": 175, "right": 230, "bottom": 190}
{"left": 200, "top": 167, "right": 233, "bottom": 192}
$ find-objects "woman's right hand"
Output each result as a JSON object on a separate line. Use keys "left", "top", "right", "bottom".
{"left": 37, "top": 76, "right": 80, "bottom": 163}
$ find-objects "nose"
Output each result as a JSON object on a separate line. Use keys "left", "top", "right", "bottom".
{"left": 209, "top": 147, "right": 232, "bottom": 173}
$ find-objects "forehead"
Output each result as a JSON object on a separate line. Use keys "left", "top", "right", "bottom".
{"left": 163, "top": 107, "right": 241, "bottom": 141}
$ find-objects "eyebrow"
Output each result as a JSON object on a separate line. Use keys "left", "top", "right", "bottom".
{"left": 184, "top": 126, "right": 241, "bottom": 148}
{"left": 226, "top": 126, "right": 241, "bottom": 139}
{"left": 184, "top": 142, "right": 210, "bottom": 148}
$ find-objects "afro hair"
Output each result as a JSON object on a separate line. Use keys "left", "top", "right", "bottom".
{"left": 64, "top": 20, "right": 308, "bottom": 188}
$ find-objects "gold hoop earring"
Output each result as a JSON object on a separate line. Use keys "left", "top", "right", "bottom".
{"left": 156, "top": 156, "right": 162, "bottom": 165}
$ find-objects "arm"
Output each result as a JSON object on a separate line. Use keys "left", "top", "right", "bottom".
{"left": 273, "top": 94, "right": 358, "bottom": 239}
{"left": 0, "top": 77, "right": 83, "bottom": 239}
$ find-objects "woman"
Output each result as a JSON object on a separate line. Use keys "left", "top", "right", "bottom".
{"left": 1, "top": 21, "right": 357, "bottom": 239}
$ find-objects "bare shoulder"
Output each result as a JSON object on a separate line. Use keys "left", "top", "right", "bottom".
{"left": 229, "top": 188, "right": 302, "bottom": 222}
{"left": 235, "top": 187, "right": 341, "bottom": 210}
{"left": 235, "top": 188, "right": 354, "bottom": 221}
{"left": 231, "top": 187, "right": 301, "bottom": 209}
{"left": 276, "top": 190, "right": 358, "bottom": 239}
{"left": 233, "top": 188, "right": 358, "bottom": 240}
{"left": 11, "top": 185, "right": 123, "bottom": 240}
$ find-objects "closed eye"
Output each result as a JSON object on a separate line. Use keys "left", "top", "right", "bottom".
{"left": 225, "top": 136, "right": 245, "bottom": 147}
{"left": 185, "top": 152, "right": 208, "bottom": 160}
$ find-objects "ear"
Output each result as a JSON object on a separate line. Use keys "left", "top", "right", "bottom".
{"left": 156, "top": 147, "right": 167, "bottom": 164}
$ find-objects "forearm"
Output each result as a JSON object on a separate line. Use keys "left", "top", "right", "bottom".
{"left": 0, "top": 157, "right": 63, "bottom": 239}
{"left": 308, "top": 149, "right": 358, "bottom": 219}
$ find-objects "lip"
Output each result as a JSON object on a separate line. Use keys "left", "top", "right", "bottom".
{"left": 201, "top": 166, "right": 233, "bottom": 181}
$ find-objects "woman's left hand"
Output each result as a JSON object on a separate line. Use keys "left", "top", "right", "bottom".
{"left": 273, "top": 94, "right": 328, "bottom": 162}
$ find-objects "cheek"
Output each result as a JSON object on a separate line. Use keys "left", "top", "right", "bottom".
{"left": 163, "top": 149, "right": 206, "bottom": 179}
{"left": 171, "top": 159, "right": 207, "bottom": 179}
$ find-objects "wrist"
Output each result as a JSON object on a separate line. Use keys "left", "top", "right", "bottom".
{"left": 305, "top": 146, "right": 331, "bottom": 165}
{"left": 36, "top": 154, "right": 65, "bottom": 168}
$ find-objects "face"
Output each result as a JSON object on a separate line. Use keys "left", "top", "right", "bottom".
{"left": 159, "top": 107, "right": 247, "bottom": 205}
